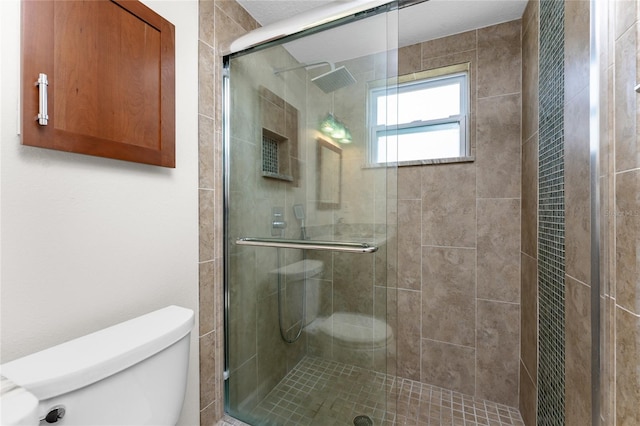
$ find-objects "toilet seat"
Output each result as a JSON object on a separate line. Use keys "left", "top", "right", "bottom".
{"left": 316, "top": 312, "right": 392, "bottom": 350}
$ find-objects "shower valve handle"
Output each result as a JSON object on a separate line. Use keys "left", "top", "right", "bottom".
{"left": 271, "top": 209, "right": 287, "bottom": 236}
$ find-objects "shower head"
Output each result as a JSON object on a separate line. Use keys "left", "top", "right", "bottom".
{"left": 293, "top": 204, "right": 308, "bottom": 240}
{"left": 293, "top": 204, "right": 305, "bottom": 221}
{"left": 274, "top": 62, "right": 357, "bottom": 93}
{"left": 311, "top": 66, "right": 357, "bottom": 93}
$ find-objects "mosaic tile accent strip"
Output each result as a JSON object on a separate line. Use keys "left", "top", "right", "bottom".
{"left": 537, "top": 0, "right": 566, "bottom": 424}
{"left": 240, "top": 356, "right": 524, "bottom": 426}
{"left": 262, "top": 135, "right": 279, "bottom": 174}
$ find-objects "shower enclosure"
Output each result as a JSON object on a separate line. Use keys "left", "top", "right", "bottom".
{"left": 223, "top": 3, "right": 399, "bottom": 424}
{"left": 218, "top": 0, "right": 620, "bottom": 424}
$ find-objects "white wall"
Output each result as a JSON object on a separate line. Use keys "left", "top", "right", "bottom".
{"left": 0, "top": 1, "right": 200, "bottom": 424}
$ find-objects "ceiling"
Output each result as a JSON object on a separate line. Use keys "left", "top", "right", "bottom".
{"left": 235, "top": 0, "right": 527, "bottom": 64}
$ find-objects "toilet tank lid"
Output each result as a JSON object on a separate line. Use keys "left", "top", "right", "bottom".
{"left": 0, "top": 305, "right": 194, "bottom": 401}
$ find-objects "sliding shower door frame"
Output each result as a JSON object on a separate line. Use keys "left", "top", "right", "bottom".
{"left": 221, "top": 3, "right": 402, "bottom": 422}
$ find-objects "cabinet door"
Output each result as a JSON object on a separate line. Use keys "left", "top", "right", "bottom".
{"left": 22, "top": 0, "right": 175, "bottom": 168}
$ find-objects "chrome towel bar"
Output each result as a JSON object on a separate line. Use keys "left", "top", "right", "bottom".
{"left": 235, "top": 237, "right": 378, "bottom": 253}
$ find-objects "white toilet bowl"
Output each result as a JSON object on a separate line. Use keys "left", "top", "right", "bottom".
{"left": 271, "top": 260, "right": 393, "bottom": 366}
{"left": 309, "top": 312, "right": 393, "bottom": 365}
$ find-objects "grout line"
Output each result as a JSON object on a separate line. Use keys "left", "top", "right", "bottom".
{"left": 476, "top": 297, "right": 521, "bottom": 305}
{"left": 422, "top": 244, "right": 477, "bottom": 250}
{"left": 565, "top": 273, "right": 591, "bottom": 288}
{"left": 476, "top": 196, "right": 521, "bottom": 201}
{"left": 614, "top": 303, "right": 640, "bottom": 318}
{"left": 422, "top": 336, "right": 476, "bottom": 350}
{"left": 242, "top": 356, "right": 525, "bottom": 425}
{"left": 614, "top": 166, "right": 640, "bottom": 175}
{"left": 477, "top": 91, "right": 522, "bottom": 101}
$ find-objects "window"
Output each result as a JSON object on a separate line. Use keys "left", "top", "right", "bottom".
{"left": 368, "top": 64, "right": 470, "bottom": 165}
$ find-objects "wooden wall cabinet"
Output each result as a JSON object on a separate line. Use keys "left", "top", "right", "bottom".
{"left": 22, "top": 0, "right": 176, "bottom": 168}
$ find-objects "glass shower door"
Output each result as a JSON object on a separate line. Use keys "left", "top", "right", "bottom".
{"left": 224, "top": 5, "right": 398, "bottom": 425}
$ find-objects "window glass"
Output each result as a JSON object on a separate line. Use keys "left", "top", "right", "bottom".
{"left": 369, "top": 66, "right": 470, "bottom": 165}
{"left": 377, "top": 122, "right": 461, "bottom": 163}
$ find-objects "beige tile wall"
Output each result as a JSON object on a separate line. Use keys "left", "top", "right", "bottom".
{"left": 563, "top": 0, "right": 640, "bottom": 424}
{"left": 199, "top": 2, "right": 393, "bottom": 422}
{"left": 198, "top": 1, "right": 639, "bottom": 425}
{"left": 397, "top": 19, "right": 523, "bottom": 408}
{"left": 518, "top": 4, "right": 539, "bottom": 420}
{"left": 519, "top": 0, "right": 594, "bottom": 423}
{"left": 198, "top": 1, "right": 258, "bottom": 424}
{"left": 564, "top": 1, "right": 593, "bottom": 425}
{"left": 607, "top": 1, "right": 640, "bottom": 424}
{"left": 519, "top": 1, "right": 640, "bottom": 425}
{"left": 519, "top": 4, "right": 539, "bottom": 422}
{"left": 197, "top": 3, "right": 640, "bottom": 424}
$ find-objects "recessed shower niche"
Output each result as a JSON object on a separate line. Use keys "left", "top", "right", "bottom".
{"left": 259, "top": 86, "right": 299, "bottom": 184}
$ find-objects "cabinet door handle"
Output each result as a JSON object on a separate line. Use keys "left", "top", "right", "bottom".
{"left": 35, "top": 73, "right": 49, "bottom": 126}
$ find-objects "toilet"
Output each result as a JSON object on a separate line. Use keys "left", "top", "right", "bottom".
{"left": 309, "top": 312, "right": 393, "bottom": 365}
{"left": 0, "top": 305, "right": 194, "bottom": 426}
{"left": 315, "top": 312, "right": 393, "bottom": 352}
{"left": 270, "top": 258, "right": 324, "bottom": 326}
{"left": 272, "top": 259, "right": 393, "bottom": 365}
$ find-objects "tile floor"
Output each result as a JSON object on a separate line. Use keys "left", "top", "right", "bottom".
{"left": 220, "top": 356, "right": 525, "bottom": 426}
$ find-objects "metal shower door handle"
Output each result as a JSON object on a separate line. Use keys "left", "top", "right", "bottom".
{"left": 35, "top": 73, "right": 49, "bottom": 126}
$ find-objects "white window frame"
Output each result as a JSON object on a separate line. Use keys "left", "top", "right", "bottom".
{"left": 367, "top": 63, "right": 471, "bottom": 165}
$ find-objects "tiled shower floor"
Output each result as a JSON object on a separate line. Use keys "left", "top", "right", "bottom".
{"left": 223, "top": 356, "right": 525, "bottom": 426}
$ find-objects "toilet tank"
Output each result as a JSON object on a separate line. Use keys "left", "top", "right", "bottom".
{"left": 0, "top": 305, "right": 194, "bottom": 426}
